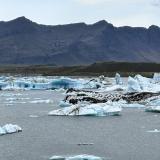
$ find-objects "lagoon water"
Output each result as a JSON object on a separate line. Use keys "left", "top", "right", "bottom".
{"left": 0, "top": 90, "right": 160, "bottom": 160}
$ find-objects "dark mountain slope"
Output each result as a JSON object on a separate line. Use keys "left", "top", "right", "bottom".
{"left": 0, "top": 17, "right": 160, "bottom": 66}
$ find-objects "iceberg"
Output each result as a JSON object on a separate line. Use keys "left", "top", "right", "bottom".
{"left": 153, "top": 73, "right": 160, "bottom": 83}
{"left": 127, "top": 75, "right": 160, "bottom": 92}
{"left": 48, "top": 103, "right": 122, "bottom": 116}
{"left": 145, "top": 106, "right": 160, "bottom": 113}
{"left": 50, "top": 155, "right": 103, "bottom": 160}
{"left": 0, "top": 76, "right": 102, "bottom": 90}
{"left": 115, "top": 73, "right": 123, "bottom": 85}
{"left": 147, "top": 129, "right": 160, "bottom": 133}
{"left": 127, "top": 76, "right": 142, "bottom": 92}
{"left": 0, "top": 82, "right": 8, "bottom": 90}
{"left": 0, "top": 124, "right": 22, "bottom": 136}
{"left": 29, "top": 99, "right": 53, "bottom": 104}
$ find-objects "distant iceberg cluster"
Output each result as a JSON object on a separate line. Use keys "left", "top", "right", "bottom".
{"left": 1, "top": 73, "right": 160, "bottom": 116}
{"left": 0, "top": 76, "right": 102, "bottom": 90}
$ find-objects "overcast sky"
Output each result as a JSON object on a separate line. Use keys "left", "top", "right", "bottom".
{"left": 0, "top": 0, "right": 160, "bottom": 27}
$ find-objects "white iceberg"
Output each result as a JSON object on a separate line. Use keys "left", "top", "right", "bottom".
{"left": 127, "top": 75, "right": 160, "bottom": 92}
{"left": 145, "top": 106, "right": 160, "bottom": 113}
{"left": 147, "top": 129, "right": 160, "bottom": 133}
{"left": 127, "top": 76, "right": 142, "bottom": 92}
{"left": 50, "top": 155, "right": 103, "bottom": 160}
{"left": 29, "top": 99, "right": 53, "bottom": 104}
{"left": 115, "top": 73, "right": 123, "bottom": 85}
{"left": 145, "top": 96, "right": 160, "bottom": 112}
{"left": 48, "top": 103, "right": 122, "bottom": 116}
{"left": 153, "top": 73, "right": 160, "bottom": 83}
{"left": 0, "top": 124, "right": 22, "bottom": 136}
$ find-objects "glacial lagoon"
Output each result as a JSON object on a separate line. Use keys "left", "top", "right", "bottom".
{"left": 0, "top": 75, "right": 160, "bottom": 160}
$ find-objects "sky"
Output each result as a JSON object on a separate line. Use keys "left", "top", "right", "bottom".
{"left": 0, "top": 0, "right": 160, "bottom": 27}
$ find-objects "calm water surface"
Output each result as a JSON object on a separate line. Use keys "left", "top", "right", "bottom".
{"left": 0, "top": 90, "right": 160, "bottom": 160}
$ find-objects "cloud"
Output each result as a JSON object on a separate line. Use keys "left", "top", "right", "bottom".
{"left": 73, "top": 0, "right": 111, "bottom": 5}
{"left": 151, "top": 0, "right": 160, "bottom": 6}
{"left": 74, "top": 0, "right": 149, "bottom": 5}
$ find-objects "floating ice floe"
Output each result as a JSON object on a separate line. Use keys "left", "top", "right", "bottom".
{"left": 29, "top": 99, "right": 53, "bottom": 104}
{"left": 48, "top": 103, "right": 122, "bottom": 116}
{"left": 49, "top": 155, "right": 103, "bottom": 160}
{"left": 147, "top": 129, "right": 160, "bottom": 133}
{"left": 145, "top": 106, "right": 160, "bottom": 113}
{"left": 145, "top": 98, "right": 160, "bottom": 112}
{"left": 0, "top": 124, "right": 22, "bottom": 136}
{"left": 29, "top": 115, "right": 39, "bottom": 118}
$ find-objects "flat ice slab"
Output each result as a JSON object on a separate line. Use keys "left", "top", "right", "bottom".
{"left": 147, "top": 129, "right": 160, "bottom": 133}
{"left": 145, "top": 106, "right": 160, "bottom": 113}
{"left": 48, "top": 103, "right": 122, "bottom": 116}
{"left": 49, "top": 155, "right": 103, "bottom": 160}
{"left": 0, "top": 124, "right": 22, "bottom": 136}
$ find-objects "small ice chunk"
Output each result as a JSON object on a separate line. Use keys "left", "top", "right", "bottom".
{"left": 153, "top": 73, "right": 160, "bottom": 83}
{"left": 145, "top": 106, "right": 160, "bottom": 113}
{"left": 0, "top": 128, "right": 6, "bottom": 135}
{"left": 30, "top": 99, "right": 53, "bottom": 104}
{"left": 29, "top": 115, "right": 39, "bottom": 118}
{"left": 115, "top": 73, "right": 123, "bottom": 85}
{"left": 1, "top": 124, "right": 22, "bottom": 135}
{"left": 147, "top": 129, "right": 160, "bottom": 133}
{"left": 50, "top": 155, "right": 102, "bottom": 160}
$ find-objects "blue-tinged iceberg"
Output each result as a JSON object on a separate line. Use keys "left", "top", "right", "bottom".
{"left": 145, "top": 98, "right": 160, "bottom": 112}
{"left": 0, "top": 76, "right": 102, "bottom": 90}
{"left": 0, "top": 82, "right": 8, "bottom": 90}
{"left": 127, "top": 75, "right": 160, "bottom": 92}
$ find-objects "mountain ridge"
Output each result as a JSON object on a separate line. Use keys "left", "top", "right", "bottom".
{"left": 0, "top": 16, "right": 160, "bottom": 66}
